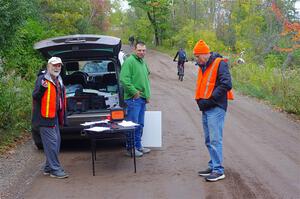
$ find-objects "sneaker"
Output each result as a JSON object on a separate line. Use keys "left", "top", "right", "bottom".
{"left": 205, "top": 172, "right": 225, "bottom": 182}
{"left": 198, "top": 168, "right": 212, "bottom": 177}
{"left": 126, "top": 149, "right": 143, "bottom": 157}
{"left": 138, "top": 147, "right": 151, "bottom": 154}
{"left": 43, "top": 170, "right": 51, "bottom": 176}
{"left": 50, "top": 170, "right": 69, "bottom": 179}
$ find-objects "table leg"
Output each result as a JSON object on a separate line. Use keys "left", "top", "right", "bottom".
{"left": 91, "top": 138, "right": 96, "bottom": 176}
{"left": 132, "top": 129, "right": 136, "bottom": 173}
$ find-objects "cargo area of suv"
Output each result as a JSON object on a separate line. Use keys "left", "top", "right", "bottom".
{"left": 32, "top": 34, "right": 125, "bottom": 149}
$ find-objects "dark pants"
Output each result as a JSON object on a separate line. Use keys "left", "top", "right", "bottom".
{"left": 40, "top": 119, "right": 63, "bottom": 172}
{"left": 177, "top": 60, "right": 185, "bottom": 75}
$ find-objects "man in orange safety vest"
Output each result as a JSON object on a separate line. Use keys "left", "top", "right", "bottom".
{"left": 32, "top": 57, "right": 68, "bottom": 179}
{"left": 194, "top": 40, "right": 233, "bottom": 182}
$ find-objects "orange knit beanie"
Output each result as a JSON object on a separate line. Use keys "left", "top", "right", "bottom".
{"left": 193, "top": 40, "right": 210, "bottom": 54}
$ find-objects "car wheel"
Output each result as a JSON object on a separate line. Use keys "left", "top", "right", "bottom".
{"left": 31, "top": 130, "right": 43, "bottom": 150}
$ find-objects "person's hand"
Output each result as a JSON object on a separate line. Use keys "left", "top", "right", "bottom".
{"left": 196, "top": 99, "right": 214, "bottom": 111}
{"left": 133, "top": 91, "right": 141, "bottom": 99}
{"left": 41, "top": 79, "right": 48, "bottom": 88}
{"left": 146, "top": 99, "right": 150, "bottom": 103}
{"left": 173, "top": 59, "right": 176, "bottom": 62}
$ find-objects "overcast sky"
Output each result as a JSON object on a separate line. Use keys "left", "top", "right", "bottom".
{"left": 119, "top": 0, "right": 129, "bottom": 10}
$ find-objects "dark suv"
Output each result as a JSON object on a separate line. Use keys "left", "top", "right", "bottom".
{"left": 32, "top": 34, "right": 125, "bottom": 149}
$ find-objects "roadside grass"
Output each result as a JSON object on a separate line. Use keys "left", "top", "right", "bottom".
{"left": 0, "top": 130, "right": 31, "bottom": 155}
{"left": 232, "top": 63, "right": 300, "bottom": 115}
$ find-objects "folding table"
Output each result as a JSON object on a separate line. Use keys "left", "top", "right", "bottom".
{"left": 83, "top": 122, "right": 137, "bottom": 176}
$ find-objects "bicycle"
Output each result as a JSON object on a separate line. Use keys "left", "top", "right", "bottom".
{"left": 174, "top": 60, "right": 186, "bottom": 81}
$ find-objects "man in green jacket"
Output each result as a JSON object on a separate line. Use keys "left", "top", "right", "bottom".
{"left": 120, "top": 41, "right": 151, "bottom": 157}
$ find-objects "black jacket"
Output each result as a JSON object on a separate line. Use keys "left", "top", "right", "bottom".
{"left": 31, "top": 71, "right": 67, "bottom": 128}
{"left": 196, "top": 52, "right": 232, "bottom": 112}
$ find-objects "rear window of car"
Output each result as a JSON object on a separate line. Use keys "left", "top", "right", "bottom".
{"left": 65, "top": 60, "right": 115, "bottom": 75}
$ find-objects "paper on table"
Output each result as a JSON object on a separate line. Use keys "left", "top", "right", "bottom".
{"left": 81, "top": 120, "right": 109, "bottom": 126}
{"left": 85, "top": 126, "right": 110, "bottom": 132}
{"left": 118, "top": 120, "right": 139, "bottom": 127}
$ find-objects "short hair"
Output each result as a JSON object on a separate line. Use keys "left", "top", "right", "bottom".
{"left": 135, "top": 41, "right": 146, "bottom": 48}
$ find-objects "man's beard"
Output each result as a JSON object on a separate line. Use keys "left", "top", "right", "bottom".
{"left": 49, "top": 70, "right": 60, "bottom": 77}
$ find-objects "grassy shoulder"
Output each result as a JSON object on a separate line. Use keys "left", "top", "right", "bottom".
{"left": 231, "top": 63, "right": 300, "bottom": 116}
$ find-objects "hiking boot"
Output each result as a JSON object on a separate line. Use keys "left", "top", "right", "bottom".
{"left": 205, "top": 172, "right": 225, "bottom": 182}
{"left": 50, "top": 170, "right": 69, "bottom": 179}
{"left": 198, "top": 168, "right": 212, "bottom": 177}
{"left": 138, "top": 147, "right": 151, "bottom": 154}
{"left": 126, "top": 149, "right": 143, "bottom": 157}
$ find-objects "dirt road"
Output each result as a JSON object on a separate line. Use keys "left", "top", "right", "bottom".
{"left": 2, "top": 48, "right": 300, "bottom": 199}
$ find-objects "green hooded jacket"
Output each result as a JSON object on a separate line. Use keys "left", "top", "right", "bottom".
{"left": 120, "top": 54, "right": 151, "bottom": 100}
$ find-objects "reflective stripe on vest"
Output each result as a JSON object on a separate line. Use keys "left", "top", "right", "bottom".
{"left": 195, "top": 58, "right": 234, "bottom": 100}
{"left": 41, "top": 81, "right": 57, "bottom": 118}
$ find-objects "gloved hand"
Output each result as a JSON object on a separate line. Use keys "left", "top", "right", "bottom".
{"left": 196, "top": 99, "right": 215, "bottom": 111}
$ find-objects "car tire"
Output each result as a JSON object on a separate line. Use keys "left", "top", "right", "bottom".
{"left": 32, "top": 130, "right": 43, "bottom": 150}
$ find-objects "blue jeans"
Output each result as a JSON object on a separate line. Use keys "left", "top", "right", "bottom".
{"left": 202, "top": 106, "right": 226, "bottom": 174}
{"left": 124, "top": 97, "right": 146, "bottom": 150}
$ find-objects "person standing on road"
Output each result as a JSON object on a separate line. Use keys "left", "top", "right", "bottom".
{"left": 193, "top": 40, "right": 233, "bottom": 182}
{"left": 120, "top": 41, "right": 151, "bottom": 157}
{"left": 32, "top": 57, "right": 68, "bottom": 179}
{"left": 128, "top": 35, "right": 135, "bottom": 48}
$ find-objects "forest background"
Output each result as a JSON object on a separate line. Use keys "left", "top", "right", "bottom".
{"left": 0, "top": 0, "right": 299, "bottom": 151}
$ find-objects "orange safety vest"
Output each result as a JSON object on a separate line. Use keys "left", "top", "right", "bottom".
{"left": 195, "top": 58, "right": 234, "bottom": 100}
{"left": 41, "top": 80, "right": 57, "bottom": 118}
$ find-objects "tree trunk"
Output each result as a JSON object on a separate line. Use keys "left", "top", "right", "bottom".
{"left": 282, "top": 52, "right": 293, "bottom": 72}
{"left": 147, "top": 11, "right": 160, "bottom": 46}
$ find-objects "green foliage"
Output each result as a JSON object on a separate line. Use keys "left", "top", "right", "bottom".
{"left": 291, "top": 49, "right": 300, "bottom": 68}
{"left": 0, "top": 0, "right": 37, "bottom": 48}
{"left": 3, "top": 18, "right": 52, "bottom": 80}
{"left": 0, "top": 70, "right": 32, "bottom": 146}
{"left": 39, "top": 0, "right": 97, "bottom": 34}
{"left": 127, "top": 0, "right": 171, "bottom": 45}
{"left": 167, "top": 21, "right": 226, "bottom": 58}
{"left": 38, "top": 0, "right": 111, "bottom": 34}
{"left": 232, "top": 63, "right": 300, "bottom": 115}
{"left": 264, "top": 54, "right": 284, "bottom": 69}
{"left": 133, "top": 17, "right": 153, "bottom": 42}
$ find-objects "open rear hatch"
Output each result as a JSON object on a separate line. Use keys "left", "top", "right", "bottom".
{"left": 34, "top": 34, "right": 121, "bottom": 61}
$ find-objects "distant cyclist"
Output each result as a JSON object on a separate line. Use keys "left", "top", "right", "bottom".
{"left": 173, "top": 48, "right": 188, "bottom": 81}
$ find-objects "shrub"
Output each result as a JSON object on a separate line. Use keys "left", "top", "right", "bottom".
{"left": 0, "top": 70, "right": 33, "bottom": 147}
